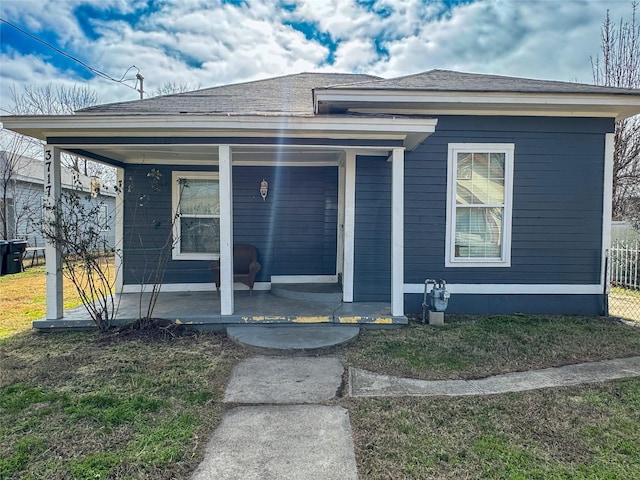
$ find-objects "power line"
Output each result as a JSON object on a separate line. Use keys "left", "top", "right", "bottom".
{"left": 0, "top": 18, "right": 143, "bottom": 94}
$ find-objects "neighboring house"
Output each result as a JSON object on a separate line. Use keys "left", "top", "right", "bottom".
{"left": 3, "top": 70, "right": 640, "bottom": 321}
{"left": 0, "top": 151, "right": 116, "bottom": 249}
{"left": 611, "top": 221, "right": 640, "bottom": 244}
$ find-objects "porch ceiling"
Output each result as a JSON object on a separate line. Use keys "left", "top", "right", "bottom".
{"left": 66, "top": 144, "right": 367, "bottom": 166}
{"left": 1, "top": 113, "right": 438, "bottom": 167}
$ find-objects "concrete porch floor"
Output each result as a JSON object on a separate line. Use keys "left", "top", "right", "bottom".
{"left": 32, "top": 290, "right": 407, "bottom": 330}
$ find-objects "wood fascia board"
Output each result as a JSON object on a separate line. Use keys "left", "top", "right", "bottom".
{"left": 346, "top": 107, "right": 630, "bottom": 119}
{"left": 1, "top": 114, "right": 438, "bottom": 140}
{"left": 315, "top": 89, "right": 640, "bottom": 119}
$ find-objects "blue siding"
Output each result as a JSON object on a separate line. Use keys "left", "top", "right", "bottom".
{"left": 404, "top": 116, "right": 613, "bottom": 293}
{"left": 122, "top": 164, "right": 337, "bottom": 285}
{"left": 354, "top": 156, "right": 391, "bottom": 301}
{"left": 404, "top": 293, "right": 605, "bottom": 316}
{"left": 233, "top": 166, "right": 338, "bottom": 281}
{"left": 123, "top": 165, "right": 215, "bottom": 285}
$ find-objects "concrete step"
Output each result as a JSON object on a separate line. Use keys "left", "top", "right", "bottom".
{"left": 226, "top": 324, "right": 360, "bottom": 353}
{"left": 270, "top": 283, "right": 343, "bottom": 303}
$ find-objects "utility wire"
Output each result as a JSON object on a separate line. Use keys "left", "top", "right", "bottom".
{"left": 0, "top": 18, "right": 142, "bottom": 93}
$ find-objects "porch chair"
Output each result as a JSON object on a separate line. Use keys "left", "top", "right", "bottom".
{"left": 210, "top": 243, "right": 261, "bottom": 295}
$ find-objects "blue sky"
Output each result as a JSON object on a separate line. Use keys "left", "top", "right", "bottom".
{"left": 0, "top": 0, "right": 636, "bottom": 112}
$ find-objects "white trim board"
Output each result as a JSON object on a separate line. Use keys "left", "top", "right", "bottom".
{"left": 121, "top": 282, "right": 272, "bottom": 294}
{"left": 404, "top": 284, "right": 603, "bottom": 295}
{"left": 270, "top": 275, "right": 339, "bottom": 284}
{"left": 120, "top": 282, "right": 602, "bottom": 295}
{"left": 602, "top": 133, "right": 615, "bottom": 293}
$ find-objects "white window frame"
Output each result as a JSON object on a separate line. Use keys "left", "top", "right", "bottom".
{"left": 445, "top": 143, "right": 514, "bottom": 268}
{"left": 171, "top": 171, "right": 220, "bottom": 261}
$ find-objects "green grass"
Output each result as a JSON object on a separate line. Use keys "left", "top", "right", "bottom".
{"left": 0, "top": 331, "right": 246, "bottom": 480}
{"left": 340, "top": 314, "right": 640, "bottom": 479}
{"left": 340, "top": 315, "right": 640, "bottom": 380}
{"left": 344, "top": 378, "right": 640, "bottom": 479}
{"left": 2, "top": 311, "right": 640, "bottom": 478}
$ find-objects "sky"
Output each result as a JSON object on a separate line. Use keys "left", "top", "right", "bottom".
{"left": 0, "top": 0, "right": 637, "bottom": 113}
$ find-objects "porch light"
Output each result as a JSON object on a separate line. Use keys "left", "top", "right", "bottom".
{"left": 260, "top": 179, "right": 268, "bottom": 201}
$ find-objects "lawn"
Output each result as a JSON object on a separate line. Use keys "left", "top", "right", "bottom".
{"left": 338, "top": 316, "right": 640, "bottom": 479}
{"left": 0, "top": 331, "right": 246, "bottom": 479}
{"left": 0, "top": 259, "right": 114, "bottom": 338}
{"left": 3, "top": 267, "right": 640, "bottom": 479}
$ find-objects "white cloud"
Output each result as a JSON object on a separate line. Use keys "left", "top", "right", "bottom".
{"left": 0, "top": 0, "right": 636, "bottom": 112}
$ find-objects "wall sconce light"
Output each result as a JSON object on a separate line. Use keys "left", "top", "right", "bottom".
{"left": 260, "top": 179, "right": 268, "bottom": 201}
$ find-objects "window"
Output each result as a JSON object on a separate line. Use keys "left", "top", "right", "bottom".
{"left": 446, "top": 143, "right": 514, "bottom": 267}
{"left": 172, "top": 172, "right": 220, "bottom": 260}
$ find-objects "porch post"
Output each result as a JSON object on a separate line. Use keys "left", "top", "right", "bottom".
{"left": 218, "top": 145, "right": 234, "bottom": 315}
{"left": 390, "top": 147, "right": 405, "bottom": 317}
{"left": 343, "top": 150, "right": 356, "bottom": 302}
{"left": 43, "top": 145, "right": 63, "bottom": 320}
{"left": 336, "top": 155, "right": 346, "bottom": 280}
{"left": 114, "top": 167, "right": 124, "bottom": 293}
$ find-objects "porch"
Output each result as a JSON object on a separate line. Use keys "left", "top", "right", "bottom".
{"left": 32, "top": 288, "right": 407, "bottom": 330}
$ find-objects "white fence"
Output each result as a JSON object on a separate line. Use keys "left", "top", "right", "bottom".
{"left": 610, "top": 239, "right": 640, "bottom": 290}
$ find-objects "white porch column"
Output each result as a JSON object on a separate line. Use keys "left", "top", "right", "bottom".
{"left": 336, "top": 156, "right": 346, "bottom": 280}
{"left": 43, "top": 145, "right": 63, "bottom": 320}
{"left": 218, "top": 145, "right": 234, "bottom": 315}
{"left": 114, "top": 167, "right": 125, "bottom": 293}
{"left": 343, "top": 150, "right": 356, "bottom": 302}
{"left": 391, "top": 147, "right": 405, "bottom": 316}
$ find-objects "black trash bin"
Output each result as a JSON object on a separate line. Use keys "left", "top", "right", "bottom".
{"left": 4, "top": 239, "right": 27, "bottom": 274}
{"left": 0, "top": 241, "right": 8, "bottom": 276}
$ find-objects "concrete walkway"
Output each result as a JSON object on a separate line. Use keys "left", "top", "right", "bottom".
{"left": 350, "top": 355, "right": 640, "bottom": 397}
{"left": 191, "top": 356, "right": 358, "bottom": 480}
{"left": 190, "top": 355, "right": 640, "bottom": 479}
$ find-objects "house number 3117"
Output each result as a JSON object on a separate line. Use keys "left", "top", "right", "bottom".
{"left": 45, "top": 148, "right": 52, "bottom": 197}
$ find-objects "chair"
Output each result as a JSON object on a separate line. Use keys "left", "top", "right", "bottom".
{"left": 210, "top": 244, "right": 261, "bottom": 295}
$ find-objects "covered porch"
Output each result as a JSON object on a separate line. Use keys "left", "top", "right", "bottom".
{"left": 32, "top": 288, "right": 405, "bottom": 330}
{"left": 5, "top": 112, "right": 437, "bottom": 327}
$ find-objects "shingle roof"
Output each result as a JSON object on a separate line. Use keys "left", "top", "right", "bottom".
{"left": 77, "top": 69, "right": 640, "bottom": 117}
{"left": 78, "top": 72, "right": 380, "bottom": 116}
{"left": 323, "top": 69, "right": 640, "bottom": 95}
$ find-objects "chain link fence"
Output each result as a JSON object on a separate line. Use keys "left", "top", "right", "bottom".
{"left": 608, "top": 239, "right": 640, "bottom": 322}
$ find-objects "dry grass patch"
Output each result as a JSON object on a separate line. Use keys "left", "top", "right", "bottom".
{"left": 0, "top": 259, "right": 115, "bottom": 338}
{"left": 340, "top": 315, "right": 640, "bottom": 380}
{"left": 0, "top": 330, "right": 246, "bottom": 479}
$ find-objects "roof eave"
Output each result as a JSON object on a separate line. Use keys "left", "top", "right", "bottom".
{"left": 314, "top": 89, "right": 640, "bottom": 120}
{"left": 0, "top": 114, "right": 438, "bottom": 151}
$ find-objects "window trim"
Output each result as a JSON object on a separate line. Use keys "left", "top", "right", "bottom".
{"left": 445, "top": 143, "right": 514, "bottom": 268}
{"left": 171, "top": 171, "right": 220, "bottom": 261}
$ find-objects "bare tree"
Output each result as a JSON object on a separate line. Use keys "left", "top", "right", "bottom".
{"left": 41, "top": 172, "right": 120, "bottom": 331}
{"left": 153, "top": 81, "right": 201, "bottom": 97}
{"left": 10, "top": 83, "right": 98, "bottom": 115}
{"left": 592, "top": 2, "right": 640, "bottom": 219}
{"left": 7, "top": 83, "right": 115, "bottom": 180}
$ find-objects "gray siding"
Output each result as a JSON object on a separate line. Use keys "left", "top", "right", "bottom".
{"left": 122, "top": 165, "right": 337, "bottom": 285}
{"left": 2, "top": 179, "right": 115, "bottom": 249}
